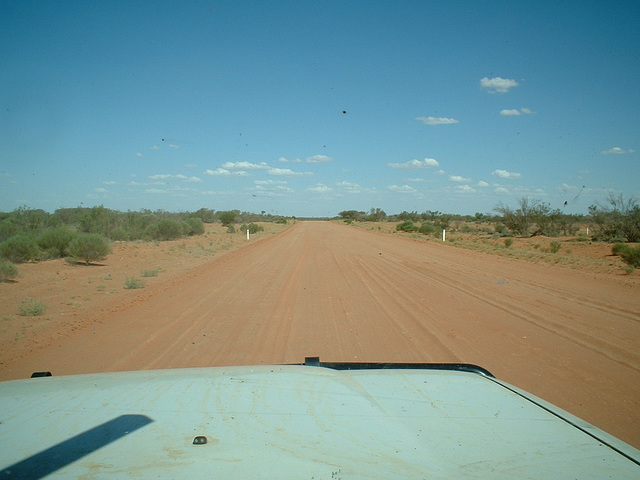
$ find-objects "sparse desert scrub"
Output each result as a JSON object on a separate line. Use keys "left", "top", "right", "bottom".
{"left": 123, "top": 276, "right": 145, "bottom": 289}
{"left": 0, "top": 234, "right": 40, "bottom": 263}
{"left": 612, "top": 243, "right": 640, "bottom": 268}
{"left": 18, "top": 297, "right": 47, "bottom": 316}
{"left": 37, "top": 226, "right": 78, "bottom": 258}
{"left": 141, "top": 268, "right": 158, "bottom": 277}
{"left": 0, "top": 261, "right": 18, "bottom": 282}
{"left": 67, "top": 233, "right": 112, "bottom": 265}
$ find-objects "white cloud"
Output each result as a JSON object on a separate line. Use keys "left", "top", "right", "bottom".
{"left": 151, "top": 145, "right": 160, "bottom": 150}
{"left": 307, "top": 183, "right": 333, "bottom": 193}
{"left": 336, "top": 181, "right": 364, "bottom": 193}
{"left": 136, "top": 152, "right": 144, "bottom": 158}
{"left": 184, "top": 163, "right": 198, "bottom": 168}
{"left": 255, "top": 179, "right": 287, "bottom": 186}
{"left": 306, "top": 154, "right": 332, "bottom": 163}
{"left": 268, "top": 167, "right": 314, "bottom": 177}
{"left": 492, "top": 169, "right": 522, "bottom": 179}
{"left": 416, "top": 116, "right": 459, "bottom": 126}
{"left": 388, "top": 158, "right": 439, "bottom": 169}
{"left": 388, "top": 185, "right": 417, "bottom": 193}
{"left": 455, "top": 184, "right": 477, "bottom": 194}
{"left": 278, "top": 156, "right": 302, "bottom": 163}
{"left": 406, "top": 177, "right": 427, "bottom": 183}
{"left": 601, "top": 146, "right": 635, "bottom": 155}
{"left": 203, "top": 168, "right": 248, "bottom": 177}
{"left": 102, "top": 181, "right": 118, "bottom": 185}
{"left": 494, "top": 186, "right": 510, "bottom": 194}
{"left": 449, "top": 175, "right": 471, "bottom": 183}
{"left": 94, "top": 188, "right": 108, "bottom": 193}
{"left": 128, "top": 181, "right": 140, "bottom": 186}
{"left": 169, "top": 144, "right": 180, "bottom": 149}
{"left": 222, "top": 161, "right": 270, "bottom": 170}
{"left": 477, "top": 180, "right": 490, "bottom": 187}
{"left": 480, "top": 76, "right": 519, "bottom": 94}
{"left": 500, "top": 108, "right": 535, "bottom": 116}
{"left": 434, "top": 169, "right": 446, "bottom": 176}
{"left": 148, "top": 173, "right": 201, "bottom": 183}
{"left": 145, "top": 188, "right": 168, "bottom": 194}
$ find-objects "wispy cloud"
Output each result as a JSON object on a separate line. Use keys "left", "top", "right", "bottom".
{"left": 169, "top": 144, "right": 180, "bottom": 149}
{"left": 449, "top": 175, "right": 471, "bottom": 183}
{"left": 388, "top": 158, "right": 439, "bottom": 169}
{"left": 203, "top": 168, "right": 248, "bottom": 177}
{"left": 307, "top": 183, "right": 333, "bottom": 193}
{"left": 492, "top": 169, "right": 521, "bottom": 179}
{"left": 388, "top": 184, "right": 417, "bottom": 193}
{"left": 136, "top": 152, "right": 144, "bottom": 158}
{"left": 222, "top": 161, "right": 270, "bottom": 170}
{"left": 102, "top": 181, "right": 118, "bottom": 185}
{"left": 148, "top": 173, "right": 202, "bottom": 183}
{"left": 184, "top": 163, "right": 198, "bottom": 168}
{"left": 306, "top": 154, "right": 332, "bottom": 163}
{"left": 480, "top": 76, "right": 519, "bottom": 94}
{"left": 278, "top": 156, "right": 302, "bottom": 163}
{"left": 500, "top": 108, "right": 535, "bottom": 116}
{"left": 416, "top": 116, "right": 459, "bottom": 126}
{"left": 455, "top": 184, "right": 477, "bottom": 194}
{"left": 151, "top": 145, "right": 160, "bottom": 150}
{"left": 268, "top": 167, "right": 314, "bottom": 177}
{"left": 335, "top": 181, "right": 365, "bottom": 194}
{"left": 601, "top": 146, "right": 635, "bottom": 155}
{"left": 477, "top": 180, "right": 490, "bottom": 187}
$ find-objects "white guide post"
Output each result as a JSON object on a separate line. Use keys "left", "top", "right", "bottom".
{"left": 247, "top": 229, "right": 250, "bottom": 240}
{"left": 442, "top": 229, "right": 446, "bottom": 242}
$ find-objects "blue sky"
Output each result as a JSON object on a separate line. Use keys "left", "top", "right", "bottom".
{"left": 2, "top": 1, "right": 638, "bottom": 217}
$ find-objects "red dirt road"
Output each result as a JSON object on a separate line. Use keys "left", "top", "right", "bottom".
{"left": 3, "top": 221, "right": 640, "bottom": 447}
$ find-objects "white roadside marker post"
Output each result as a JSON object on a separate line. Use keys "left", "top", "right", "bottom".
{"left": 247, "top": 229, "right": 250, "bottom": 240}
{"left": 442, "top": 229, "right": 446, "bottom": 242}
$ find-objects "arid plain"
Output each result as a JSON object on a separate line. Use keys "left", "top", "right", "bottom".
{"left": 1, "top": 221, "right": 639, "bottom": 448}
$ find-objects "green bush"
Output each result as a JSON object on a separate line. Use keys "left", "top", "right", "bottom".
{"left": 156, "top": 219, "right": 183, "bottom": 240}
{"left": 141, "top": 269, "right": 158, "bottom": 277}
{"left": 418, "top": 223, "right": 436, "bottom": 235}
{"left": 143, "top": 224, "right": 160, "bottom": 241}
{"left": 504, "top": 238, "right": 514, "bottom": 248}
{"left": 183, "top": 217, "right": 205, "bottom": 236}
{"left": 0, "top": 261, "right": 18, "bottom": 282}
{"left": 123, "top": 276, "right": 145, "bottom": 289}
{"left": 0, "top": 234, "right": 40, "bottom": 263}
{"left": 218, "top": 211, "right": 238, "bottom": 226}
{"left": 37, "top": 226, "right": 78, "bottom": 258}
{"left": 612, "top": 244, "right": 640, "bottom": 268}
{"left": 549, "top": 241, "right": 561, "bottom": 253}
{"left": 226, "top": 225, "right": 236, "bottom": 234}
{"left": 241, "top": 223, "right": 264, "bottom": 234}
{"left": 396, "top": 221, "right": 417, "bottom": 232}
{"left": 18, "top": 297, "right": 47, "bottom": 316}
{"left": 67, "top": 233, "right": 112, "bottom": 265}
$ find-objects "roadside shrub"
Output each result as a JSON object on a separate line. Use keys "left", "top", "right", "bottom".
{"left": 18, "top": 297, "right": 47, "bottom": 316}
{"left": 418, "top": 223, "right": 436, "bottom": 235}
{"left": 549, "top": 241, "right": 561, "bottom": 254}
{"left": 612, "top": 244, "right": 640, "bottom": 268}
{"left": 143, "top": 224, "right": 160, "bottom": 241}
{"left": 183, "top": 217, "right": 205, "bottom": 236}
{"left": 218, "top": 210, "right": 238, "bottom": 226}
{"left": 37, "top": 226, "right": 78, "bottom": 258}
{"left": 67, "top": 233, "right": 112, "bottom": 265}
{"left": 141, "top": 269, "right": 158, "bottom": 277}
{"left": 504, "top": 238, "right": 514, "bottom": 248}
{"left": 226, "top": 225, "right": 236, "bottom": 234}
{"left": 123, "top": 276, "right": 145, "bottom": 289}
{"left": 0, "top": 234, "right": 40, "bottom": 263}
{"left": 0, "top": 261, "right": 18, "bottom": 282}
{"left": 396, "top": 221, "right": 417, "bottom": 232}
{"left": 241, "top": 223, "right": 264, "bottom": 234}
{"left": 156, "top": 219, "right": 183, "bottom": 240}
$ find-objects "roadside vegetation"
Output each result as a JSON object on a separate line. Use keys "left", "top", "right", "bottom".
{"left": 340, "top": 195, "right": 640, "bottom": 273}
{"left": 0, "top": 206, "right": 291, "bottom": 268}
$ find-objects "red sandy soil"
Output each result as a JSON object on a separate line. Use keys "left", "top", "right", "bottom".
{"left": 1, "top": 221, "right": 639, "bottom": 448}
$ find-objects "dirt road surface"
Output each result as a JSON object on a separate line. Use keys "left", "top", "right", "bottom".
{"left": 3, "top": 221, "right": 639, "bottom": 447}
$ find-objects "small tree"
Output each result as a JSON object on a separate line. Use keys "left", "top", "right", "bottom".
{"left": 218, "top": 210, "right": 238, "bottom": 226}
{"left": 494, "top": 197, "right": 544, "bottom": 236}
{"left": 67, "top": 233, "right": 111, "bottom": 265}
{"left": 0, "top": 234, "right": 40, "bottom": 263}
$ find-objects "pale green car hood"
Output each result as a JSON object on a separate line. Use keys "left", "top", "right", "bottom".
{"left": 1, "top": 362, "right": 639, "bottom": 479}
